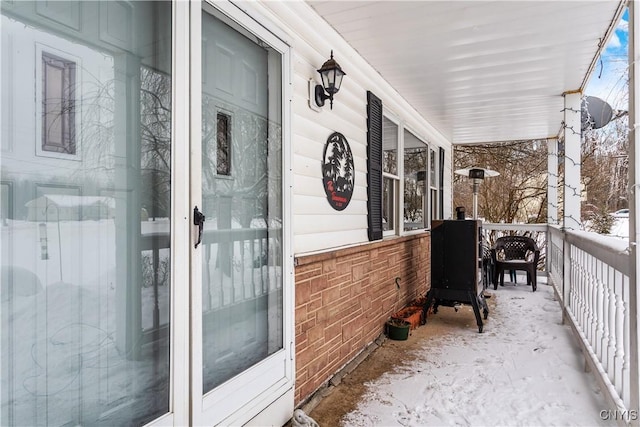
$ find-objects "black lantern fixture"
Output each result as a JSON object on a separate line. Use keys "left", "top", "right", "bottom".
{"left": 315, "top": 50, "right": 346, "bottom": 109}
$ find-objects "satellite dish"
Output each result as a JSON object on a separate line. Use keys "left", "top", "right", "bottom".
{"left": 581, "top": 96, "right": 613, "bottom": 131}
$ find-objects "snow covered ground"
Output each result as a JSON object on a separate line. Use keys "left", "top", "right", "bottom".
{"left": 341, "top": 279, "right": 616, "bottom": 426}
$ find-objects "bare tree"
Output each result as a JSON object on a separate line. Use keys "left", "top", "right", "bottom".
{"left": 581, "top": 114, "right": 629, "bottom": 225}
{"left": 454, "top": 140, "right": 548, "bottom": 224}
{"left": 453, "top": 113, "right": 629, "bottom": 236}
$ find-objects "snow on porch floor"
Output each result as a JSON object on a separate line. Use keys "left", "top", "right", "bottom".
{"left": 309, "top": 277, "right": 616, "bottom": 427}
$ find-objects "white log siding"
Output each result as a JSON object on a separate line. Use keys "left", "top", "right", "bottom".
{"left": 252, "top": 1, "right": 452, "bottom": 255}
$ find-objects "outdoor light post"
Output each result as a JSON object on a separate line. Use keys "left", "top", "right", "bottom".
{"left": 454, "top": 167, "right": 500, "bottom": 220}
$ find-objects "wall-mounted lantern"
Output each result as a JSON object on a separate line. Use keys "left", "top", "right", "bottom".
{"left": 314, "top": 50, "right": 346, "bottom": 109}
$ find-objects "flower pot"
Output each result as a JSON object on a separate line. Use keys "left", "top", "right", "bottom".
{"left": 386, "top": 319, "right": 410, "bottom": 340}
{"left": 391, "top": 306, "right": 424, "bottom": 330}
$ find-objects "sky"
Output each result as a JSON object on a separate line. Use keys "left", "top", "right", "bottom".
{"left": 334, "top": 280, "right": 616, "bottom": 427}
{"left": 586, "top": 8, "right": 629, "bottom": 110}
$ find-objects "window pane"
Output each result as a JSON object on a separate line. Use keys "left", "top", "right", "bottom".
{"left": 382, "top": 117, "right": 397, "bottom": 175}
{"left": 404, "top": 151, "right": 426, "bottom": 231}
{"left": 201, "top": 8, "right": 283, "bottom": 393}
{"left": 431, "top": 188, "right": 439, "bottom": 221}
{"left": 382, "top": 117, "right": 397, "bottom": 234}
{"left": 403, "top": 131, "right": 427, "bottom": 230}
{"left": 216, "top": 113, "right": 231, "bottom": 175}
{"left": 2, "top": 2, "right": 172, "bottom": 425}
{"left": 430, "top": 149, "right": 439, "bottom": 222}
{"left": 383, "top": 177, "right": 395, "bottom": 231}
{"left": 430, "top": 149, "right": 437, "bottom": 187}
{"left": 42, "top": 53, "right": 76, "bottom": 154}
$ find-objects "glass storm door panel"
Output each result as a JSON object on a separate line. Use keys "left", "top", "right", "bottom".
{"left": 193, "top": 4, "right": 287, "bottom": 424}
{"left": 1, "top": 1, "right": 172, "bottom": 425}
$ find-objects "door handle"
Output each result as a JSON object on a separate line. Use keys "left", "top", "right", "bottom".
{"left": 194, "top": 206, "right": 205, "bottom": 248}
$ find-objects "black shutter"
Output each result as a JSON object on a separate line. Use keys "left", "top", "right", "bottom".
{"left": 439, "top": 147, "right": 445, "bottom": 219}
{"left": 367, "top": 91, "right": 383, "bottom": 241}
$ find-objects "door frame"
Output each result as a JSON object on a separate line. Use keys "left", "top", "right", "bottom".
{"left": 136, "top": 2, "right": 194, "bottom": 426}
{"left": 169, "top": 1, "right": 192, "bottom": 426}
{"left": 186, "top": 1, "right": 293, "bottom": 426}
{"left": 138, "top": 2, "right": 193, "bottom": 426}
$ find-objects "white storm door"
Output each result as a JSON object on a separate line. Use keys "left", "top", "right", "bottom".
{"left": 189, "top": 2, "right": 292, "bottom": 425}
{"left": 1, "top": 1, "right": 190, "bottom": 426}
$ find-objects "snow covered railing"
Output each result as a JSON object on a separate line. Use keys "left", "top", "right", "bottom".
{"left": 140, "top": 227, "right": 282, "bottom": 343}
{"left": 548, "top": 226, "right": 564, "bottom": 302}
{"left": 141, "top": 231, "right": 171, "bottom": 344}
{"left": 201, "top": 227, "right": 283, "bottom": 312}
{"left": 558, "top": 228, "right": 632, "bottom": 420}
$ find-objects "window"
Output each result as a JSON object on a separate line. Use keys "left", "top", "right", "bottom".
{"left": 403, "top": 130, "right": 427, "bottom": 231}
{"left": 382, "top": 116, "right": 399, "bottom": 233}
{"left": 216, "top": 112, "right": 231, "bottom": 175}
{"left": 367, "top": 92, "right": 443, "bottom": 239}
{"left": 430, "top": 149, "right": 438, "bottom": 221}
{"left": 42, "top": 52, "right": 76, "bottom": 155}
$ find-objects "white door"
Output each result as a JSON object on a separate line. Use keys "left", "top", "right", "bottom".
{"left": 189, "top": 3, "right": 293, "bottom": 425}
{"left": 0, "top": 1, "right": 291, "bottom": 425}
{"left": 1, "top": 1, "right": 183, "bottom": 425}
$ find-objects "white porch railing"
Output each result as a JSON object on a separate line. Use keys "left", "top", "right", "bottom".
{"left": 483, "top": 223, "right": 634, "bottom": 424}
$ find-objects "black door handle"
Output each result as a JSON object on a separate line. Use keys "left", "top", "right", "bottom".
{"left": 194, "top": 206, "right": 205, "bottom": 248}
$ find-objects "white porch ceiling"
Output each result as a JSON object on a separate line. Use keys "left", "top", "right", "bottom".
{"left": 308, "top": 1, "right": 625, "bottom": 145}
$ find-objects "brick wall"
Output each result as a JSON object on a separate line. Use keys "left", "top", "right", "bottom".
{"left": 293, "top": 233, "right": 431, "bottom": 404}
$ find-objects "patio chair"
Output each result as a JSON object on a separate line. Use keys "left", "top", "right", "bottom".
{"left": 482, "top": 244, "right": 514, "bottom": 288}
{"left": 490, "top": 235, "right": 539, "bottom": 291}
{"left": 481, "top": 244, "right": 494, "bottom": 290}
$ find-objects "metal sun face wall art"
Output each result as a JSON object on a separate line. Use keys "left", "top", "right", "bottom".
{"left": 322, "top": 132, "right": 354, "bottom": 210}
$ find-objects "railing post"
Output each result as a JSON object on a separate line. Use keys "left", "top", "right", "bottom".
{"left": 546, "top": 226, "right": 551, "bottom": 279}
{"left": 153, "top": 246, "right": 160, "bottom": 334}
{"left": 562, "top": 230, "right": 572, "bottom": 324}
{"left": 608, "top": 267, "right": 617, "bottom": 382}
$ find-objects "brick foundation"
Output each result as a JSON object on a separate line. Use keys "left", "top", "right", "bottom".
{"left": 293, "top": 233, "right": 431, "bottom": 405}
